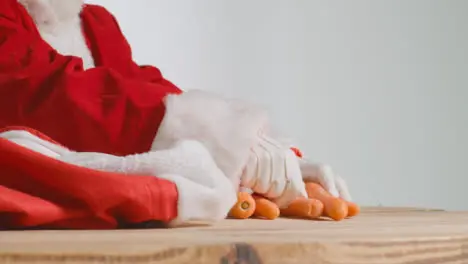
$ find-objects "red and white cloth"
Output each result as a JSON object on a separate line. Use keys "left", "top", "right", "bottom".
{"left": 0, "top": 0, "right": 350, "bottom": 229}
{"left": 0, "top": 127, "right": 177, "bottom": 229}
{"left": 0, "top": 127, "right": 239, "bottom": 229}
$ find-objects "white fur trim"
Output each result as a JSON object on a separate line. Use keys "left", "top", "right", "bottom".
{"left": 151, "top": 90, "right": 270, "bottom": 187}
{"left": 0, "top": 130, "right": 71, "bottom": 158}
{"left": 18, "top": 0, "right": 95, "bottom": 69}
{"left": 57, "top": 140, "right": 237, "bottom": 224}
{"left": 150, "top": 141, "right": 236, "bottom": 224}
{"left": 166, "top": 171, "right": 236, "bottom": 227}
{"left": 59, "top": 140, "right": 237, "bottom": 224}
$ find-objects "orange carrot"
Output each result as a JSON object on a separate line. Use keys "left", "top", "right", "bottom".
{"left": 228, "top": 192, "right": 256, "bottom": 219}
{"left": 305, "top": 182, "right": 348, "bottom": 221}
{"left": 252, "top": 195, "right": 280, "bottom": 220}
{"left": 345, "top": 200, "right": 360, "bottom": 218}
{"left": 280, "top": 197, "right": 324, "bottom": 219}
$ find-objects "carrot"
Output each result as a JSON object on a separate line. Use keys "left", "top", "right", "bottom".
{"left": 305, "top": 182, "right": 348, "bottom": 221}
{"left": 345, "top": 200, "right": 360, "bottom": 218}
{"left": 252, "top": 195, "right": 280, "bottom": 220}
{"left": 228, "top": 192, "right": 256, "bottom": 219}
{"left": 280, "top": 197, "right": 324, "bottom": 219}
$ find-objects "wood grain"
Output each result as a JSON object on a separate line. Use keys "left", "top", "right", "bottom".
{"left": 0, "top": 207, "right": 467, "bottom": 264}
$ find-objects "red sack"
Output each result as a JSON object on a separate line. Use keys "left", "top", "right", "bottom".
{"left": 0, "top": 127, "right": 179, "bottom": 230}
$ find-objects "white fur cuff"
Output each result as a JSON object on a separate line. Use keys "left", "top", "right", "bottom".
{"left": 151, "top": 90, "right": 270, "bottom": 187}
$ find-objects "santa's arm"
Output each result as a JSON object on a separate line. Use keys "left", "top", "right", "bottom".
{"left": 151, "top": 90, "right": 353, "bottom": 205}
{"left": 0, "top": 128, "right": 235, "bottom": 226}
{"left": 86, "top": 6, "right": 352, "bottom": 203}
{"left": 149, "top": 90, "right": 305, "bottom": 207}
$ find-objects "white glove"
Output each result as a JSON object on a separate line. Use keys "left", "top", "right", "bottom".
{"left": 240, "top": 133, "right": 307, "bottom": 208}
{"left": 300, "top": 159, "right": 352, "bottom": 201}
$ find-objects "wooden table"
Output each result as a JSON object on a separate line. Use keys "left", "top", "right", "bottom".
{"left": 1, "top": 207, "right": 467, "bottom": 264}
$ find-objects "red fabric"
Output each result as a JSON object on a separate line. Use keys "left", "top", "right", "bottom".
{"left": 290, "top": 147, "right": 303, "bottom": 159}
{"left": 0, "top": 1, "right": 184, "bottom": 229}
{"left": 0, "top": 1, "right": 182, "bottom": 156}
{"left": 0, "top": 127, "right": 179, "bottom": 229}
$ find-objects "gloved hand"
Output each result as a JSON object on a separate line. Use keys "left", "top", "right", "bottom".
{"left": 239, "top": 132, "right": 307, "bottom": 208}
{"left": 299, "top": 159, "right": 352, "bottom": 201}
{"left": 289, "top": 143, "right": 352, "bottom": 201}
{"left": 239, "top": 132, "right": 352, "bottom": 207}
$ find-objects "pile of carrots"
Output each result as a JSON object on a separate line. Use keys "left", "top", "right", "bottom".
{"left": 229, "top": 182, "right": 360, "bottom": 221}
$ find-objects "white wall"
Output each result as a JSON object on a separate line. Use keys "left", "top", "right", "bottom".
{"left": 87, "top": 0, "right": 468, "bottom": 210}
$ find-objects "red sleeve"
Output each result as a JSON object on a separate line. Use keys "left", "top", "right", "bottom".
{"left": 81, "top": 4, "right": 180, "bottom": 88}
{"left": 0, "top": 136, "right": 178, "bottom": 229}
{"left": 0, "top": 0, "right": 181, "bottom": 155}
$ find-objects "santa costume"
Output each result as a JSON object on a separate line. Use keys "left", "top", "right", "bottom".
{"left": 0, "top": 0, "right": 350, "bottom": 229}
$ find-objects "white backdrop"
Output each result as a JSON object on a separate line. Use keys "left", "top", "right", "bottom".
{"left": 86, "top": 0, "right": 468, "bottom": 210}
